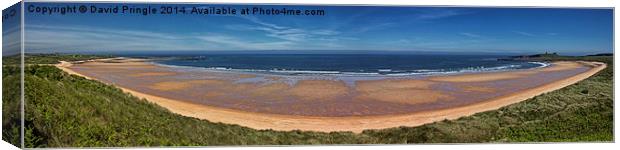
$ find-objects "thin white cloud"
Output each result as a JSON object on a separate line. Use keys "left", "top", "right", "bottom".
{"left": 2, "top": 25, "right": 21, "bottom": 56}
{"left": 196, "top": 34, "right": 294, "bottom": 50}
{"left": 243, "top": 16, "right": 287, "bottom": 30}
{"left": 230, "top": 16, "right": 351, "bottom": 47}
{"left": 513, "top": 31, "right": 536, "bottom": 37}
{"left": 24, "top": 25, "right": 202, "bottom": 52}
{"left": 25, "top": 24, "right": 341, "bottom": 52}
{"left": 313, "top": 29, "right": 340, "bottom": 35}
{"left": 235, "top": 16, "right": 342, "bottom": 42}
{"left": 28, "top": 24, "right": 183, "bottom": 40}
{"left": 459, "top": 32, "right": 482, "bottom": 38}
{"left": 351, "top": 22, "right": 395, "bottom": 33}
{"left": 416, "top": 9, "right": 468, "bottom": 20}
{"left": 546, "top": 33, "right": 559, "bottom": 36}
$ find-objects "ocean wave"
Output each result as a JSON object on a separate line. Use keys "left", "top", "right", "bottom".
{"left": 529, "top": 61, "right": 551, "bottom": 68}
{"left": 153, "top": 61, "right": 550, "bottom": 77}
{"left": 341, "top": 72, "right": 381, "bottom": 75}
{"left": 271, "top": 70, "right": 341, "bottom": 74}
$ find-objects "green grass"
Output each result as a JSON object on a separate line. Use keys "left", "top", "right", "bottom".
{"left": 1, "top": 54, "right": 613, "bottom": 147}
{"left": 2, "top": 63, "right": 21, "bottom": 148}
{"left": 2, "top": 54, "right": 112, "bottom": 66}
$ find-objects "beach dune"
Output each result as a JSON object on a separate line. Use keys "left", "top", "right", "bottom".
{"left": 56, "top": 59, "right": 606, "bottom": 133}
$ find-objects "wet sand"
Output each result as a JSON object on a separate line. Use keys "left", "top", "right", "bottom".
{"left": 56, "top": 58, "right": 606, "bottom": 133}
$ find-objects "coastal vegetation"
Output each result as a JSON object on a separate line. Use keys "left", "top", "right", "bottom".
{"left": 2, "top": 55, "right": 21, "bottom": 148}
{"left": 1, "top": 54, "right": 613, "bottom": 147}
{"left": 2, "top": 54, "right": 112, "bottom": 65}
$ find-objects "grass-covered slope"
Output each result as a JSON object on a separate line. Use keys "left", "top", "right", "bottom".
{"left": 20, "top": 65, "right": 366, "bottom": 147}
{"left": 2, "top": 64, "right": 21, "bottom": 147}
{"left": 1, "top": 54, "right": 613, "bottom": 147}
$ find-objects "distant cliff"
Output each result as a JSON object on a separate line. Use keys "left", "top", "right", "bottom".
{"left": 498, "top": 52, "right": 560, "bottom": 61}
{"left": 587, "top": 53, "right": 613, "bottom": 56}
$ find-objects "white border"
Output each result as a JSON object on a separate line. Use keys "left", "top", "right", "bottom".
{"left": 19, "top": 0, "right": 24, "bottom": 149}
{"left": 0, "top": 0, "right": 617, "bottom": 150}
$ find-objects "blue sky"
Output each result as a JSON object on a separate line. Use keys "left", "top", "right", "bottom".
{"left": 16, "top": 3, "right": 614, "bottom": 55}
{"left": 2, "top": 2, "right": 21, "bottom": 56}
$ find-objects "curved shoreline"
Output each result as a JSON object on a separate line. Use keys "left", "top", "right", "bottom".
{"left": 152, "top": 60, "right": 551, "bottom": 77}
{"left": 55, "top": 60, "right": 606, "bottom": 133}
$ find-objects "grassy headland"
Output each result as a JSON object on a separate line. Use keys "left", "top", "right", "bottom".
{"left": 1, "top": 54, "right": 613, "bottom": 147}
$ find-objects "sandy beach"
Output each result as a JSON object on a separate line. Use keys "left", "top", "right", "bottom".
{"left": 55, "top": 58, "right": 606, "bottom": 133}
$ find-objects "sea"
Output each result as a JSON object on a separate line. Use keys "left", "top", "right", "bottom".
{"left": 151, "top": 54, "right": 549, "bottom": 77}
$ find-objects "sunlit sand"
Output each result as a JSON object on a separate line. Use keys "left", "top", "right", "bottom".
{"left": 56, "top": 58, "right": 606, "bottom": 133}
